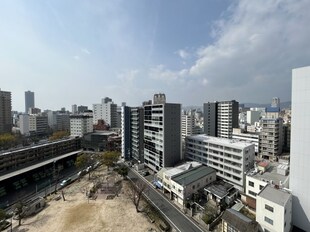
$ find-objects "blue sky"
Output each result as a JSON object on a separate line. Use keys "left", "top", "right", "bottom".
{"left": 1, "top": 0, "right": 310, "bottom": 111}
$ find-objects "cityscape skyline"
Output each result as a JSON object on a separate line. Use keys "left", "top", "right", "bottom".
{"left": 1, "top": 1, "right": 309, "bottom": 111}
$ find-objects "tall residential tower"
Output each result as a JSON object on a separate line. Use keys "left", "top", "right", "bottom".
{"left": 25, "top": 90, "right": 34, "bottom": 114}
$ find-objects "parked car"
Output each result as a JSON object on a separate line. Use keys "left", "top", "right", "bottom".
{"left": 60, "top": 178, "right": 72, "bottom": 187}
{"left": 141, "top": 171, "right": 150, "bottom": 176}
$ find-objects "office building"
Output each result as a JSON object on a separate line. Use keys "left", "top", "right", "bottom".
{"left": 144, "top": 101, "right": 181, "bottom": 172}
{"left": 77, "top": 105, "right": 88, "bottom": 113}
{"left": 0, "top": 89, "right": 12, "bottom": 134}
{"left": 93, "top": 97, "right": 117, "bottom": 127}
{"left": 70, "top": 114, "right": 93, "bottom": 137}
{"left": 19, "top": 114, "right": 30, "bottom": 135}
{"left": 203, "top": 100, "right": 239, "bottom": 139}
{"left": 56, "top": 114, "right": 70, "bottom": 131}
{"left": 256, "top": 185, "right": 292, "bottom": 232}
{"left": 259, "top": 118, "right": 283, "bottom": 161}
{"left": 25, "top": 91, "right": 34, "bottom": 114}
{"left": 290, "top": 66, "right": 310, "bottom": 231}
{"left": 186, "top": 135, "right": 255, "bottom": 191}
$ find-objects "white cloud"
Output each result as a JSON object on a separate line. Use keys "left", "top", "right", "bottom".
{"left": 73, "top": 55, "right": 80, "bottom": 60}
{"left": 176, "top": 49, "right": 189, "bottom": 59}
{"left": 185, "top": 0, "right": 310, "bottom": 102}
{"left": 81, "top": 48, "right": 91, "bottom": 55}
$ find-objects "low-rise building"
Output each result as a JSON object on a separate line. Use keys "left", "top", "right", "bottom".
{"left": 256, "top": 185, "right": 292, "bottom": 232}
{"left": 245, "top": 160, "right": 289, "bottom": 209}
{"left": 161, "top": 162, "right": 216, "bottom": 206}
{"left": 186, "top": 135, "right": 255, "bottom": 191}
{"left": 222, "top": 208, "right": 258, "bottom": 232}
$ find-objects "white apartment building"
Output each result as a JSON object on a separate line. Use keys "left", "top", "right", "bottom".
{"left": 232, "top": 128, "right": 259, "bottom": 153}
{"left": 181, "top": 113, "right": 195, "bottom": 140}
{"left": 70, "top": 115, "right": 93, "bottom": 137}
{"left": 19, "top": 114, "right": 30, "bottom": 135}
{"left": 246, "top": 161, "right": 289, "bottom": 200}
{"left": 256, "top": 185, "right": 292, "bottom": 232}
{"left": 93, "top": 97, "right": 117, "bottom": 127}
{"left": 290, "top": 66, "right": 310, "bottom": 231}
{"left": 186, "top": 135, "right": 255, "bottom": 191}
{"left": 217, "top": 100, "right": 239, "bottom": 139}
{"left": 144, "top": 103, "right": 181, "bottom": 172}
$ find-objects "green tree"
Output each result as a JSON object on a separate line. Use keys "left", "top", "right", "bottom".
{"left": 0, "top": 133, "right": 16, "bottom": 149}
{"left": 0, "top": 208, "right": 7, "bottom": 221}
{"left": 75, "top": 153, "right": 93, "bottom": 180}
{"left": 49, "top": 131, "right": 69, "bottom": 141}
{"left": 13, "top": 201, "right": 25, "bottom": 226}
{"left": 101, "top": 151, "right": 119, "bottom": 170}
{"left": 117, "top": 165, "right": 129, "bottom": 179}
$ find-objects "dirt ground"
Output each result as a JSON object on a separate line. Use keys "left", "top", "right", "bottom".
{"left": 8, "top": 168, "right": 157, "bottom": 232}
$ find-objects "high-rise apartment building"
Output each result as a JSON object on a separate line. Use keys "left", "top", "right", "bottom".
{"left": 121, "top": 106, "right": 144, "bottom": 162}
{"left": 203, "top": 102, "right": 218, "bottom": 136}
{"left": 203, "top": 100, "right": 239, "bottom": 139}
{"left": 259, "top": 118, "right": 283, "bottom": 161}
{"left": 131, "top": 107, "right": 144, "bottom": 162}
{"left": 144, "top": 102, "right": 181, "bottom": 172}
{"left": 93, "top": 97, "right": 117, "bottom": 127}
{"left": 25, "top": 90, "right": 34, "bottom": 114}
{"left": 0, "top": 89, "right": 12, "bottom": 134}
{"left": 290, "top": 66, "right": 310, "bottom": 231}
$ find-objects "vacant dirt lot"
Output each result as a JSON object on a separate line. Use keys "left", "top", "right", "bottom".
{"left": 8, "top": 168, "right": 157, "bottom": 232}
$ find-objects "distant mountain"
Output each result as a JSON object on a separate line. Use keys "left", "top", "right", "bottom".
{"left": 242, "top": 101, "right": 291, "bottom": 109}
{"left": 183, "top": 101, "right": 292, "bottom": 111}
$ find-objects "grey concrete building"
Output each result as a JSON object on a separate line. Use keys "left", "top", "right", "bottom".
{"left": 25, "top": 90, "right": 34, "bottom": 114}
{"left": 203, "top": 102, "right": 218, "bottom": 137}
{"left": 0, "top": 89, "right": 12, "bottom": 134}
{"left": 144, "top": 102, "right": 181, "bottom": 172}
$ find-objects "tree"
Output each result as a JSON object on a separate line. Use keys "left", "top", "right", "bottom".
{"left": 101, "top": 151, "right": 119, "bottom": 170}
{"left": 75, "top": 153, "right": 93, "bottom": 180}
{"left": 49, "top": 131, "right": 69, "bottom": 141}
{"left": 117, "top": 165, "right": 129, "bottom": 179}
{"left": 129, "top": 180, "right": 147, "bottom": 213}
{"left": 0, "top": 133, "right": 16, "bottom": 150}
{"left": 13, "top": 201, "right": 25, "bottom": 226}
{"left": 0, "top": 208, "right": 7, "bottom": 221}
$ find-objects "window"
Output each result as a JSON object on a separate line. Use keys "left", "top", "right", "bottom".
{"left": 265, "top": 204, "right": 274, "bottom": 213}
{"left": 248, "top": 190, "right": 257, "bottom": 197}
{"left": 264, "top": 216, "right": 273, "bottom": 225}
{"left": 259, "top": 185, "right": 264, "bottom": 190}
{"left": 249, "top": 181, "right": 254, "bottom": 187}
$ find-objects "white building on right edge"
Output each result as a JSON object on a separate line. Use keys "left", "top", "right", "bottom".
{"left": 290, "top": 66, "right": 310, "bottom": 231}
{"left": 256, "top": 185, "right": 292, "bottom": 232}
{"left": 185, "top": 135, "right": 255, "bottom": 191}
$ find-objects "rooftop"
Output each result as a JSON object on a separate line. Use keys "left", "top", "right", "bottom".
{"left": 247, "top": 161, "right": 289, "bottom": 185}
{"left": 172, "top": 165, "right": 215, "bottom": 186}
{"left": 222, "top": 209, "right": 258, "bottom": 232}
{"left": 164, "top": 161, "right": 202, "bottom": 178}
{"left": 187, "top": 134, "right": 254, "bottom": 149}
{"left": 258, "top": 185, "right": 291, "bottom": 206}
{"left": 204, "top": 180, "right": 234, "bottom": 199}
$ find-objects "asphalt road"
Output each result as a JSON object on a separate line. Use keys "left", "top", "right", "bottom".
{"left": 127, "top": 169, "right": 205, "bottom": 232}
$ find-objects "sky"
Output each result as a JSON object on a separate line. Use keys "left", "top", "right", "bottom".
{"left": 1, "top": 0, "right": 310, "bottom": 112}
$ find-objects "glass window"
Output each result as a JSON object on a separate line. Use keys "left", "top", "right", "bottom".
{"left": 249, "top": 181, "right": 254, "bottom": 187}
{"left": 265, "top": 204, "right": 274, "bottom": 213}
{"left": 264, "top": 216, "right": 273, "bottom": 225}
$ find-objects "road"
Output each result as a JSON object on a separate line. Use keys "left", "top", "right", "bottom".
{"left": 127, "top": 169, "right": 205, "bottom": 232}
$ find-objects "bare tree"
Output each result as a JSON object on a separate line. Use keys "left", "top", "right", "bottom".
{"left": 13, "top": 200, "right": 25, "bottom": 226}
{"left": 129, "top": 180, "right": 147, "bottom": 213}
